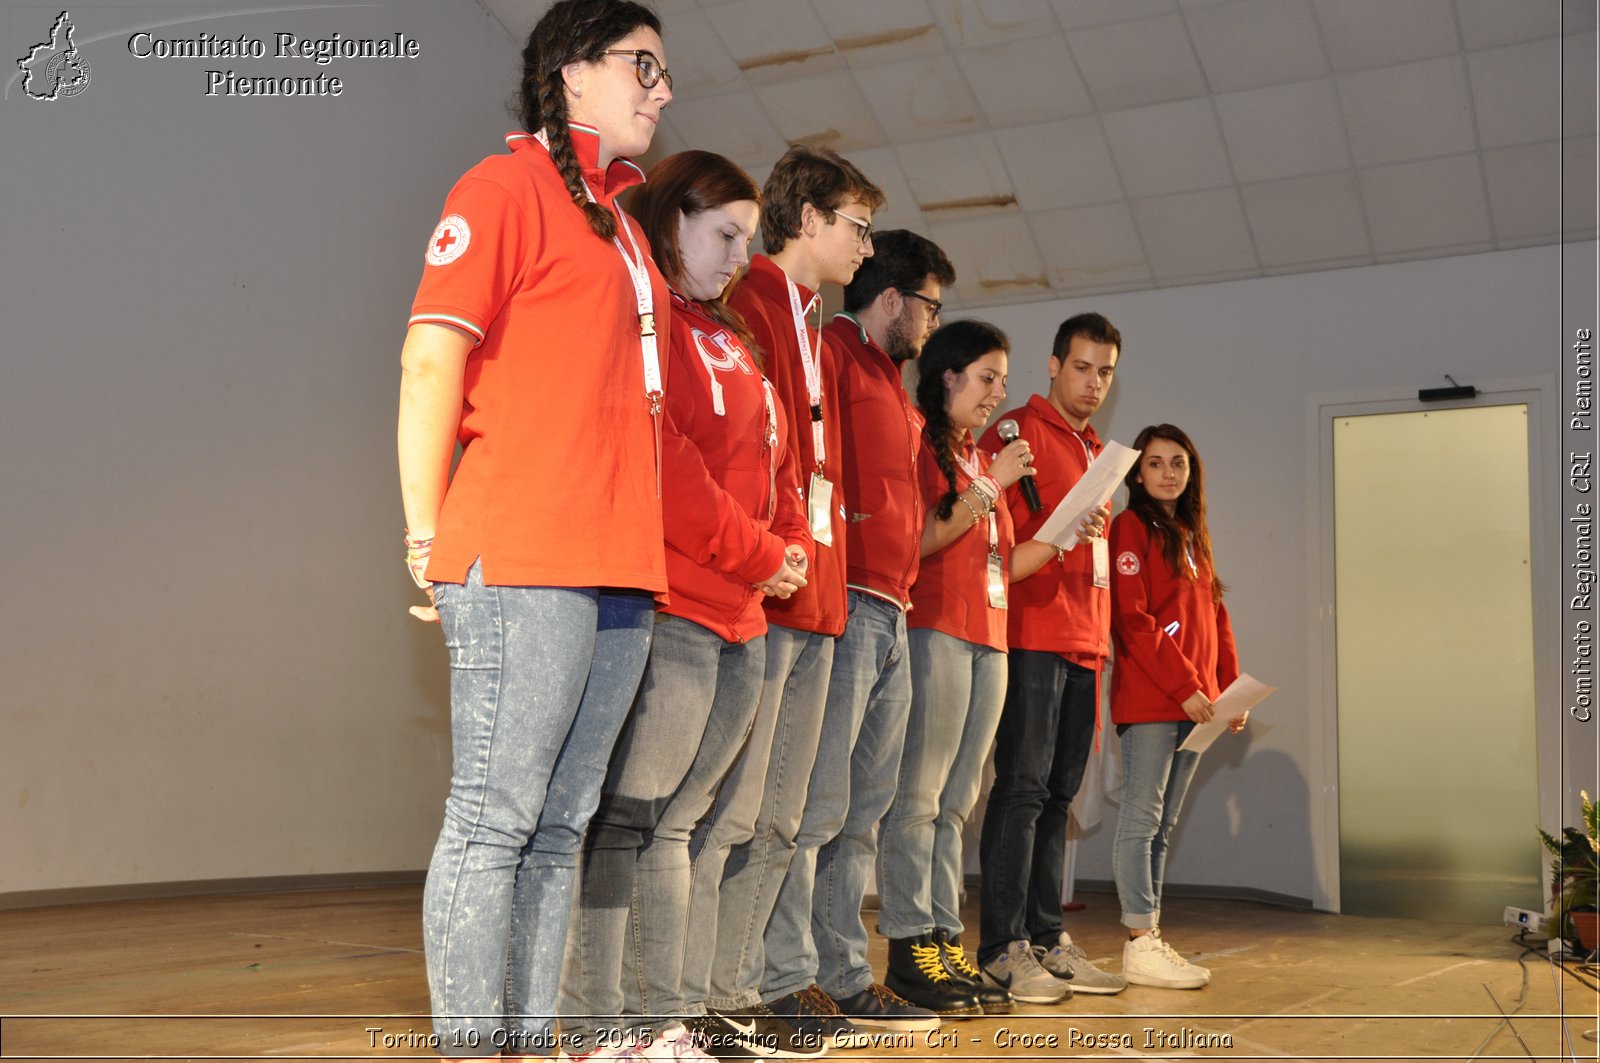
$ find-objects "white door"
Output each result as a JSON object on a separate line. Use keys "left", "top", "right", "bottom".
{"left": 1332, "top": 403, "right": 1542, "bottom": 922}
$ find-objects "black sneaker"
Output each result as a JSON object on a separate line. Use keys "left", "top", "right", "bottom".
{"left": 767, "top": 983, "right": 867, "bottom": 1050}
{"left": 884, "top": 935, "right": 983, "bottom": 1018}
{"left": 829, "top": 982, "right": 940, "bottom": 1034}
{"left": 711, "top": 1004, "right": 824, "bottom": 1059}
{"left": 931, "top": 929, "right": 1013, "bottom": 1015}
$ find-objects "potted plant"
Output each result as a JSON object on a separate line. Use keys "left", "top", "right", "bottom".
{"left": 1539, "top": 790, "right": 1600, "bottom": 951}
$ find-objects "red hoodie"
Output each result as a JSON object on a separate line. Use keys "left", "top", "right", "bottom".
{"left": 978, "top": 393, "right": 1109, "bottom": 664}
{"left": 659, "top": 293, "right": 812, "bottom": 643}
{"left": 1108, "top": 511, "right": 1240, "bottom": 724}
{"left": 727, "top": 255, "right": 849, "bottom": 636}
{"left": 825, "top": 313, "right": 925, "bottom": 608}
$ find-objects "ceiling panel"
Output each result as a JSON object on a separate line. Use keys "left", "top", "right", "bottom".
{"left": 1313, "top": 0, "right": 1459, "bottom": 73}
{"left": 1215, "top": 77, "right": 1350, "bottom": 182}
{"left": 1102, "top": 98, "right": 1234, "bottom": 198}
{"left": 482, "top": 0, "right": 1592, "bottom": 310}
{"left": 1185, "top": 0, "right": 1328, "bottom": 94}
{"left": 956, "top": 34, "right": 1094, "bottom": 126}
{"left": 994, "top": 117, "right": 1124, "bottom": 210}
{"left": 1337, "top": 57, "right": 1478, "bottom": 167}
{"left": 1067, "top": 15, "right": 1210, "bottom": 111}
{"left": 1358, "top": 153, "right": 1494, "bottom": 255}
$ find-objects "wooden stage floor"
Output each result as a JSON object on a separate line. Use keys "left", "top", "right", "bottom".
{"left": 1, "top": 885, "right": 1595, "bottom": 1061}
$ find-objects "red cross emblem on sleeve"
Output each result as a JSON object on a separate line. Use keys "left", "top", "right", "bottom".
{"left": 426, "top": 214, "right": 471, "bottom": 266}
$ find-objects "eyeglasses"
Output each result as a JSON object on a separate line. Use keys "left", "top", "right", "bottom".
{"left": 829, "top": 209, "right": 874, "bottom": 247}
{"left": 604, "top": 49, "right": 672, "bottom": 91}
{"left": 899, "top": 290, "right": 942, "bottom": 323}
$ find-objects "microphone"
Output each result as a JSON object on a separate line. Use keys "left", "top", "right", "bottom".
{"left": 996, "top": 419, "right": 1043, "bottom": 513}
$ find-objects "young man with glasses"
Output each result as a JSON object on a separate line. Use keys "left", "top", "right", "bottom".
{"left": 694, "top": 144, "right": 886, "bottom": 1055}
{"left": 767, "top": 231, "right": 975, "bottom": 1029}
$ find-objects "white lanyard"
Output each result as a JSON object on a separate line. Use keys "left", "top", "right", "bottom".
{"left": 954, "top": 445, "right": 999, "bottom": 555}
{"left": 534, "top": 131, "right": 661, "bottom": 413}
{"left": 785, "top": 274, "right": 826, "bottom": 470}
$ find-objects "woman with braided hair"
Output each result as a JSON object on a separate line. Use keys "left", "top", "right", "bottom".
{"left": 875, "top": 320, "right": 1059, "bottom": 1014}
{"left": 396, "top": 1, "right": 672, "bottom": 1056}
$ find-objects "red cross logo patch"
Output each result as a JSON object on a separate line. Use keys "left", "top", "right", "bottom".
{"left": 425, "top": 214, "right": 471, "bottom": 266}
{"left": 1116, "top": 551, "right": 1140, "bottom": 576}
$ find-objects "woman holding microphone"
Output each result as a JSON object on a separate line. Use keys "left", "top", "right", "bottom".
{"left": 876, "top": 320, "right": 1061, "bottom": 1013}
{"left": 396, "top": 1, "right": 673, "bottom": 1055}
{"left": 1109, "top": 424, "right": 1244, "bottom": 990}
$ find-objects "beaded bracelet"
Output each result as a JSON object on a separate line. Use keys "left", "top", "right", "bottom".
{"left": 957, "top": 494, "right": 985, "bottom": 527}
{"left": 405, "top": 530, "right": 435, "bottom": 589}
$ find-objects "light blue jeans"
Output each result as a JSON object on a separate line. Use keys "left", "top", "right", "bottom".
{"left": 765, "top": 592, "right": 913, "bottom": 1002}
{"left": 561, "top": 615, "right": 765, "bottom": 1046}
{"left": 423, "top": 564, "right": 653, "bottom": 1058}
{"left": 696, "top": 624, "right": 834, "bottom": 1012}
{"left": 1112, "top": 720, "right": 1200, "bottom": 931}
{"left": 878, "top": 628, "right": 1007, "bottom": 940}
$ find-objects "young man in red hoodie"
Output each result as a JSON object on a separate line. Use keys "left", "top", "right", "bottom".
{"left": 763, "top": 231, "right": 973, "bottom": 1031}
{"left": 696, "top": 145, "right": 886, "bottom": 1054}
{"left": 974, "top": 313, "right": 1129, "bottom": 1004}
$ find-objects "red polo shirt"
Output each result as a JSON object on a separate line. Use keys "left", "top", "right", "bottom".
{"left": 727, "top": 255, "right": 848, "bottom": 636}
{"left": 409, "top": 126, "right": 670, "bottom": 592}
{"left": 978, "top": 393, "right": 1109, "bottom": 664}
{"left": 825, "top": 313, "right": 925, "bottom": 609}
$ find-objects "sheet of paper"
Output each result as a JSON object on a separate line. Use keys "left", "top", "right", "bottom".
{"left": 1178, "top": 673, "right": 1276, "bottom": 754}
{"left": 1031, "top": 440, "right": 1140, "bottom": 550}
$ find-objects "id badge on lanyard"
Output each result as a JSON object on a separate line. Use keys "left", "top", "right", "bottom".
{"left": 789, "top": 276, "right": 834, "bottom": 547}
{"left": 808, "top": 472, "right": 835, "bottom": 547}
{"left": 1073, "top": 431, "right": 1111, "bottom": 588}
{"left": 986, "top": 549, "right": 1007, "bottom": 609}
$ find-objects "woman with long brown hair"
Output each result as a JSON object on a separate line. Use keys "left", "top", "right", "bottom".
{"left": 1109, "top": 424, "right": 1245, "bottom": 990}
{"left": 559, "top": 150, "right": 811, "bottom": 1059}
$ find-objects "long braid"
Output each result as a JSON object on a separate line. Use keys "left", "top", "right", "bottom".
{"left": 516, "top": 0, "right": 661, "bottom": 242}
{"left": 925, "top": 413, "right": 962, "bottom": 522}
{"left": 912, "top": 341, "right": 961, "bottom": 518}
{"left": 537, "top": 68, "right": 616, "bottom": 240}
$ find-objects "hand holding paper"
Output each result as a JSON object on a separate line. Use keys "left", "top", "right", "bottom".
{"left": 1177, "top": 674, "right": 1276, "bottom": 754}
{"left": 1031, "top": 440, "right": 1140, "bottom": 550}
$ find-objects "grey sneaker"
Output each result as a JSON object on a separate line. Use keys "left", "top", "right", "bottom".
{"left": 981, "top": 939, "right": 1069, "bottom": 1004}
{"left": 1034, "top": 934, "right": 1127, "bottom": 995}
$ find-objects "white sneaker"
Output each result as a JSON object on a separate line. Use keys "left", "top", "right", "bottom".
{"left": 1122, "top": 930, "right": 1210, "bottom": 990}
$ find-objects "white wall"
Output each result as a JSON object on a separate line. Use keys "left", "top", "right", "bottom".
{"left": 976, "top": 242, "right": 1592, "bottom": 907}
{"left": 1, "top": 0, "right": 519, "bottom": 896}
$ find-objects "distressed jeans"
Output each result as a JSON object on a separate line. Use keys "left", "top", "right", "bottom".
{"left": 561, "top": 615, "right": 764, "bottom": 1046}
{"left": 877, "top": 628, "right": 1007, "bottom": 940}
{"left": 422, "top": 564, "right": 653, "bottom": 1057}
